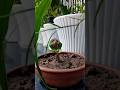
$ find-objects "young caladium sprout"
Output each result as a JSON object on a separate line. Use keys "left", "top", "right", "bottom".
{"left": 49, "top": 39, "right": 62, "bottom": 53}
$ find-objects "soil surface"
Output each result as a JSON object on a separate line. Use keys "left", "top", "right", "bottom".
{"left": 7, "top": 64, "right": 120, "bottom": 90}
{"left": 8, "top": 65, "right": 34, "bottom": 90}
{"left": 85, "top": 65, "right": 120, "bottom": 90}
{"left": 36, "top": 64, "right": 120, "bottom": 90}
{"left": 39, "top": 53, "right": 85, "bottom": 69}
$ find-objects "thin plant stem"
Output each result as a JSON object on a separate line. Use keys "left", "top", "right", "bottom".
{"left": 26, "top": 31, "right": 56, "bottom": 90}
{"left": 0, "top": 43, "right": 8, "bottom": 90}
{"left": 25, "top": 31, "right": 34, "bottom": 65}
{"left": 74, "top": 18, "right": 85, "bottom": 37}
{"left": 34, "top": 46, "right": 57, "bottom": 90}
{"left": 93, "top": 0, "right": 104, "bottom": 28}
{"left": 46, "top": 30, "right": 57, "bottom": 53}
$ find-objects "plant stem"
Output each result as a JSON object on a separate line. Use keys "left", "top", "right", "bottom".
{"left": 25, "top": 32, "right": 34, "bottom": 65}
{"left": 46, "top": 30, "right": 57, "bottom": 52}
{"left": 93, "top": 0, "right": 104, "bottom": 27}
{"left": 0, "top": 43, "right": 8, "bottom": 90}
{"left": 34, "top": 47, "right": 56, "bottom": 90}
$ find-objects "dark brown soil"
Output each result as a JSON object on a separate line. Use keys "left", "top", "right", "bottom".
{"left": 7, "top": 65, "right": 34, "bottom": 90}
{"left": 39, "top": 53, "right": 85, "bottom": 69}
{"left": 85, "top": 65, "right": 120, "bottom": 90}
{"left": 7, "top": 64, "right": 120, "bottom": 90}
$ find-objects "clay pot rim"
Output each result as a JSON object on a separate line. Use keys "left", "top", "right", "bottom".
{"left": 7, "top": 64, "right": 34, "bottom": 75}
{"left": 39, "top": 64, "right": 85, "bottom": 73}
{"left": 87, "top": 63, "right": 120, "bottom": 77}
{"left": 38, "top": 52, "right": 85, "bottom": 73}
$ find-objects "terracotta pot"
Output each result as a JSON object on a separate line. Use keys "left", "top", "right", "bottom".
{"left": 36, "top": 52, "right": 85, "bottom": 88}
{"left": 7, "top": 64, "right": 34, "bottom": 90}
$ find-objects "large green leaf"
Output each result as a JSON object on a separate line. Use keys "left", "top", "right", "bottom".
{"left": 0, "top": 0, "right": 14, "bottom": 90}
{"left": 0, "top": 0, "right": 14, "bottom": 40}
{"left": 35, "top": 0, "right": 52, "bottom": 33}
{"left": 35, "top": 0, "right": 56, "bottom": 90}
{"left": 35, "top": 0, "right": 52, "bottom": 46}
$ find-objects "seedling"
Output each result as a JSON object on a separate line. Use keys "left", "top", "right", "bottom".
{"left": 49, "top": 38, "right": 62, "bottom": 53}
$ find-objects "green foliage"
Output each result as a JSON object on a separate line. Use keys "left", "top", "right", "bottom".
{"left": 75, "top": 3, "right": 85, "bottom": 13}
{"left": 41, "top": 0, "right": 61, "bottom": 25}
{"left": 0, "top": 85, "right": 2, "bottom": 90}
{"left": 0, "top": 0, "right": 14, "bottom": 41}
{"left": 0, "top": 0, "right": 105, "bottom": 90}
{"left": 0, "top": 0, "right": 14, "bottom": 90}
{"left": 48, "top": 0, "right": 60, "bottom": 17}
{"left": 35, "top": 0, "right": 52, "bottom": 39}
{"left": 35, "top": 0, "right": 52, "bottom": 50}
{"left": 0, "top": 44, "right": 8, "bottom": 90}
{"left": 35, "top": 0, "right": 57, "bottom": 90}
{"left": 70, "top": 0, "right": 85, "bottom": 13}
{"left": 60, "top": 5, "right": 71, "bottom": 15}
{"left": 49, "top": 39, "right": 62, "bottom": 53}
{"left": 42, "top": 0, "right": 85, "bottom": 24}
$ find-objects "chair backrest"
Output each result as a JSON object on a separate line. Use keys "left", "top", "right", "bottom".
{"left": 54, "top": 13, "right": 85, "bottom": 55}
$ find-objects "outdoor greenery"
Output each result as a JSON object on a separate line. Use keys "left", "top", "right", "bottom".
{"left": 42, "top": 0, "right": 85, "bottom": 24}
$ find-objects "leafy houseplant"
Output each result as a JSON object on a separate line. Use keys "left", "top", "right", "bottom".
{"left": 35, "top": 0, "right": 105, "bottom": 88}
{"left": 42, "top": 0, "right": 62, "bottom": 24}
{"left": 37, "top": 0, "right": 104, "bottom": 86}
{"left": 49, "top": 39, "right": 62, "bottom": 53}
{"left": 0, "top": 0, "right": 105, "bottom": 89}
{"left": 36, "top": 38, "right": 85, "bottom": 88}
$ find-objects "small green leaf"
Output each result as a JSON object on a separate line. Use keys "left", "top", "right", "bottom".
{"left": 49, "top": 39, "right": 62, "bottom": 52}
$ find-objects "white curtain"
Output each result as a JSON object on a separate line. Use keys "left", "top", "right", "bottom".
{"left": 6, "top": 0, "right": 34, "bottom": 48}
{"left": 6, "top": 0, "right": 34, "bottom": 72}
{"left": 86, "top": 0, "right": 120, "bottom": 69}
